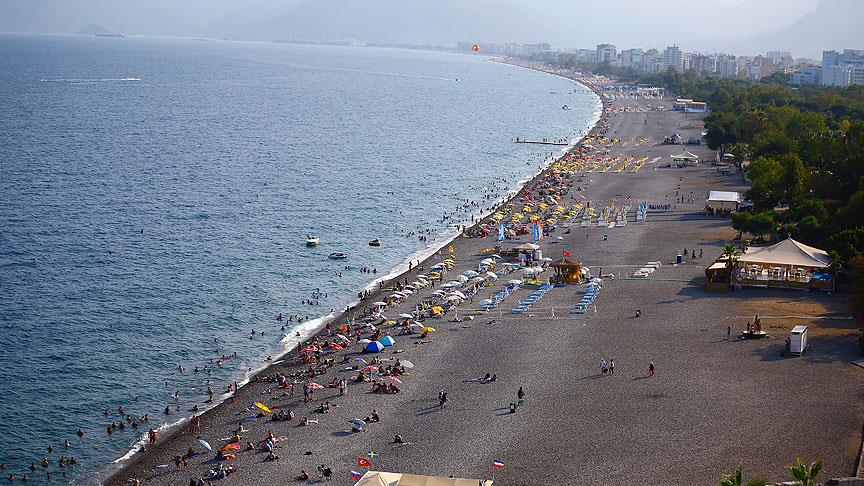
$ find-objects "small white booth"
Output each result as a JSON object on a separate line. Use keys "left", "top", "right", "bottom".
{"left": 789, "top": 325, "right": 808, "bottom": 355}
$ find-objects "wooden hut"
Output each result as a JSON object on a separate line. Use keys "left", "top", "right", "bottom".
{"left": 550, "top": 258, "right": 583, "bottom": 284}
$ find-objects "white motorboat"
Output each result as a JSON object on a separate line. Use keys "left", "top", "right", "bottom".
{"left": 306, "top": 235, "right": 319, "bottom": 247}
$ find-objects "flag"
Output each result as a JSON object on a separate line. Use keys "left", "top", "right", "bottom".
{"left": 350, "top": 470, "right": 363, "bottom": 479}
{"left": 493, "top": 460, "right": 505, "bottom": 469}
{"left": 497, "top": 223, "right": 506, "bottom": 242}
{"left": 563, "top": 251, "right": 571, "bottom": 257}
{"left": 367, "top": 451, "right": 379, "bottom": 460}
{"left": 532, "top": 223, "right": 543, "bottom": 242}
{"left": 357, "top": 457, "right": 371, "bottom": 467}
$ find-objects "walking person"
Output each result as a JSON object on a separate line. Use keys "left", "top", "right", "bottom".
{"left": 726, "top": 325, "right": 732, "bottom": 341}
{"left": 648, "top": 361, "right": 655, "bottom": 377}
{"left": 438, "top": 390, "right": 448, "bottom": 410}
{"left": 517, "top": 386, "right": 525, "bottom": 407}
{"left": 600, "top": 358, "right": 607, "bottom": 374}
{"left": 609, "top": 359, "right": 615, "bottom": 375}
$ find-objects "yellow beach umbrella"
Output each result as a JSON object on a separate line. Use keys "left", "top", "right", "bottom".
{"left": 421, "top": 326, "right": 437, "bottom": 333}
{"left": 254, "top": 402, "right": 272, "bottom": 414}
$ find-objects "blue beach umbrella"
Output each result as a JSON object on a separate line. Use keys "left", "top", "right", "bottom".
{"left": 364, "top": 341, "right": 384, "bottom": 353}
{"left": 379, "top": 336, "right": 396, "bottom": 346}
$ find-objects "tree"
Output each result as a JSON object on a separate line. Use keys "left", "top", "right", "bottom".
{"left": 746, "top": 157, "right": 783, "bottom": 210}
{"left": 719, "top": 468, "right": 767, "bottom": 486}
{"left": 849, "top": 254, "right": 864, "bottom": 323}
{"left": 723, "top": 243, "right": 736, "bottom": 269}
{"left": 787, "top": 458, "right": 823, "bottom": 486}
{"left": 779, "top": 154, "right": 808, "bottom": 203}
{"left": 827, "top": 227, "right": 864, "bottom": 264}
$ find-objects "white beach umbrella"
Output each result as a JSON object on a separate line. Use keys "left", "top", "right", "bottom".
{"left": 508, "top": 279, "right": 523, "bottom": 285}
{"left": 481, "top": 258, "right": 495, "bottom": 265}
{"left": 463, "top": 270, "right": 479, "bottom": 278}
{"left": 490, "top": 254, "right": 502, "bottom": 260}
{"left": 359, "top": 339, "right": 372, "bottom": 345}
{"left": 447, "top": 290, "right": 466, "bottom": 299}
{"left": 398, "top": 360, "right": 415, "bottom": 369}
{"left": 457, "top": 275, "right": 469, "bottom": 283}
{"left": 372, "top": 301, "right": 387, "bottom": 307}
{"left": 485, "top": 272, "right": 499, "bottom": 279}
{"left": 479, "top": 299, "right": 494, "bottom": 305}
{"left": 471, "top": 276, "right": 486, "bottom": 284}
{"left": 398, "top": 313, "right": 414, "bottom": 319}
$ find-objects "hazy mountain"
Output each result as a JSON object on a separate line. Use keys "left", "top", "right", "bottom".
{"left": 249, "top": 0, "right": 544, "bottom": 45}
{"left": 199, "top": 0, "right": 305, "bottom": 38}
{"left": 75, "top": 23, "right": 112, "bottom": 35}
{"left": 730, "top": 0, "right": 864, "bottom": 58}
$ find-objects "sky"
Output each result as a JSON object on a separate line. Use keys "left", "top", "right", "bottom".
{"left": 0, "top": 0, "right": 841, "bottom": 57}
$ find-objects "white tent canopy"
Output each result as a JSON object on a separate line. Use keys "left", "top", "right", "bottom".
{"left": 670, "top": 151, "right": 699, "bottom": 161}
{"left": 737, "top": 238, "right": 831, "bottom": 268}
{"left": 707, "top": 191, "right": 741, "bottom": 203}
{"left": 354, "top": 471, "right": 493, "bottom": 486}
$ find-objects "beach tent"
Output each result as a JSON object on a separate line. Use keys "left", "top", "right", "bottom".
{"left": 550, "top": 258, "right": 583, "bottom": 284}
{"left": 734, "top": 238, "right": 833, "bottom": 290}
{"left": 379, "top": 336, "right": 396, "bottom": 346}
{"left": 670, "top": 151, "right": 699, "bottom": 164}
{"left": 706, "top": 191, "right": 742, "bottom": 211}
{"left": 364, "top": 341, "right": 384, "bottom": 353}
{"left": 737, "top": 238, "right": 830, "bottom": 268}
{"left": 354, "top": 471, "right": 493, "bottom": 486}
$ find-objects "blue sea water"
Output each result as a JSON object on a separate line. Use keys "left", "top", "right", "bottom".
{"left": 0, "top": 34, "right": 599, "bottom": 483}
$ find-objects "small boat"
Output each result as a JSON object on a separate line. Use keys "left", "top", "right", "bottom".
{"left": 369, "top": 239, "right": 381, "bottom": 247}
{"left": 562, "top": 104, "right": 572, "bottom": 110}
{"left": 306, "top": 235, "right": 319, "bottom": 247}
{"left": 328, "top": 252, "right": 347, "bottom": 260}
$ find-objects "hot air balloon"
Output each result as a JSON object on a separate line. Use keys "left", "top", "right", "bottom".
{"left": 471, "top": 44, "right": 480, "bottom": 52}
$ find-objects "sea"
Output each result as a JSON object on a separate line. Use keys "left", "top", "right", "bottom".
{"left": 0, "top": 33, "right": 599, "bottom": 483}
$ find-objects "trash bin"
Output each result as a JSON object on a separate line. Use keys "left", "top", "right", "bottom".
{"left": 676, "top": 254, "right": 683, "bottom": 264}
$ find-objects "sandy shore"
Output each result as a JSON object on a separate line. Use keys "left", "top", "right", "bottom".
{"left": 107, "top": 62, "right": 864, "bottom": 486}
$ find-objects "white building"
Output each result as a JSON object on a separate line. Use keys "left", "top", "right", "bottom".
{"left": 662, "top": 45, "right": 684, "bottom": 71}
{"left": 596, "top": 43, "right": 617, "bottom": 64}
{"left": 619, "top": 48, "right": 644, "bottom": 70}
{"left": 716, "top": 54, "right": 739, "bottom": 79}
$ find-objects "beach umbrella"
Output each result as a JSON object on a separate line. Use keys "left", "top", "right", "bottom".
{"left": 359, "top": 338, "right": 372, "bottom": 345}
{"left": 362, "top": 365, "right": 378, "bottom": 372}
{"left": 372, "top": 301, "right": 387, "bottom": 307}
{"left": 197, "top": 438, "right": 213, "bottom": 452}
{"left": 401, "top": 289, "right": 413, "bottom": 295}
{"left": 364, "top": 341, "right": 384, "bottom": 353}
{"left": 508, "top": 279, "right": 523, "bottom": 285}
{"left": 349, "top": 419, "right": 366, "bottom": 427}
{"left": 254, "top": 402, "right": 272, "bottom": 414}
{"left": 336, "top": 334, "right": 350, "bottom": 342}
{"left": 399, "top": 313, "right": 414, "bottom": 319}
{"left": 327, "top": 342, "right": 343, "bottom": 350}
{"left": 463, "top": 270, "right": 479, "bottom": 278}
{"left": 379, "top": 335, "right": 396, "bottom": 346}
{"left": 306, "top": 383, "right": 324, "bottom": 390}
{"left": 220, "top": 443, "right": 241, "bottom": 452}
{"left": 354, "top": 357, "right": 367, "bottom": 364}
{"left": 471, "top": 276, "right": 486, "bottom": 284}
{"left": 457, "top": 275, "right": 469, "bottom": 283}
{"left": 490, "top": 254, "right": 502, "bottom": 260}
{"left": 300, "top": 346, "right": 319, "bottom": 353}
{"left": 399, "top": 360, "right": 415, "bottom": 369}
{"left": 479, "top": 298, "right": 493, "bottom": 305}
{"left": 387, "top": 376, "right": 402, "bottom": 384}
{"left": 409, "top": 322, "right": 424, "bottom": 329}
{"left": 485, "top": 272, "right": 499, "bottom": 279}
{"left": 421, "top": 326, "right": 437, "bottom": 333}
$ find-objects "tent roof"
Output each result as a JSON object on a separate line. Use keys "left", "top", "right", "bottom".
{"left": 737, "top": 238, "right": 831, "bottom": 268}
{"left": 355, "top": 472, "right": 492, "bottom": 486}
{"left": 707, "top": 191, "right": 741, "bottom": 203}
{"left": 550, "top": 258, "right": 582, "bottom": 268}
{"left": 670, "top": 151, "right": 699, "bottom": 160}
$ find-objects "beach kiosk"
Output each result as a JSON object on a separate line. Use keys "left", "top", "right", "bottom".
{"left": 550, "top": 258, "right": 583, "bottom": 285}
{"left": 670, "top": 151, "right": 700, "bottom": 166}
{"left": 513, "top": 242, "right": 540, "bottom": 263}
{"left": 789, "top": 325, "right": 808, "bottom": 355}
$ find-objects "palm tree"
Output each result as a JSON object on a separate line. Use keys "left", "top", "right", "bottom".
{"left": 719, "top": 468, "right": 767, "bottom": 486}
{"left": 787, "top": 458, "right": 824, "bottom": 486}
{"left": 723, "top": 243, "right": 736, "bottom": 269}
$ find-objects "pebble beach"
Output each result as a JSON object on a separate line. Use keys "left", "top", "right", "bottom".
{"left": 106, "top": 61, "right": 864, "bottom": 486}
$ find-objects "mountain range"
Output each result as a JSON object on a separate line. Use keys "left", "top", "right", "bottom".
{"left": 0, "top": 0, "right": 860, "bottom": 58}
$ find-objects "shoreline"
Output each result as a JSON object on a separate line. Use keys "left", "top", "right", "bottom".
{"left": 100, "top": 59, "right": 607, "bottom": 485}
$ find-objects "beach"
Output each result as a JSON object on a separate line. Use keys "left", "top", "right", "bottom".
{"left": 106, "top": 62, "right": 864, "bottom": 486}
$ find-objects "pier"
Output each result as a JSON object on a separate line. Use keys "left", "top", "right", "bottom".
{"left": 515, "top": 139, "right": 569, "bottom": 146}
